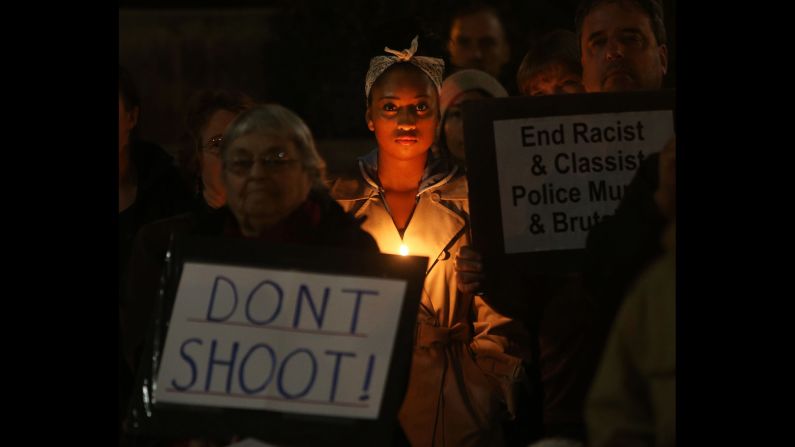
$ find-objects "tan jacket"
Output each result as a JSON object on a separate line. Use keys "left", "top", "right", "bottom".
{"left": 331, "top": 150, "right": 526, "bottom": 447}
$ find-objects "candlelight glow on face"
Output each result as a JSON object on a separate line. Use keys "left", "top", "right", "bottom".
{"left": 399, "top": 243, "right": 409, "bottom": 256}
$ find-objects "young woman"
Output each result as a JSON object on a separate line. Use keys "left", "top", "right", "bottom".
{"left": 331, "top": 37, "right": 527, "bottom": 446}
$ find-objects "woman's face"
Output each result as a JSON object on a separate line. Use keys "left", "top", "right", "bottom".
{"left": 222, "top": 131, "right": 312, "bottom": 232}
{"left": 522, "top": 62, "right": 585, "bottom": 97}
{"left": 199, "top": 109, "right": 239, "bottom": 202}
{"left": 367, "top": 66, "right": 439, "bottom": 162}
{"left": 443, "top": 89, "right": 488, "bottom": 163}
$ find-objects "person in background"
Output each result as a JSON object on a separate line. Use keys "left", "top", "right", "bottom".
{"left": 177, "top": 89, "right": 256, "bottom": 211}
{"left": 122, "top": 104, "right": 379, "bottom": 446}
{"left": 118, "top": 64, "right": 191, "bottom": 440}
{"left": 455, "top": 1, "right": 672, "bottom": 442}
{"left": 578, "top": 0, "right": 671, "bottom": 336}
{"left": 437, "top": 68, "right": 507, "bottom": 169}
{"left": 446, "top": 3, "right": 513, "bottom": 90}
{"left": 586, "top": 136, "right": 675, "bottom": 447}
{"left": 516, "top": 29, "right": 585, "bottom": 97}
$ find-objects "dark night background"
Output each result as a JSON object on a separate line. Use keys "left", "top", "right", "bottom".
{"left": 119, "top": 0, "right": 675, "bottom": 175}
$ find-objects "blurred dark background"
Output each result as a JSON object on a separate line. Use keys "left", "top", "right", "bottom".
{"left": 119, "top": 0, "right": 675, "bottom": 176}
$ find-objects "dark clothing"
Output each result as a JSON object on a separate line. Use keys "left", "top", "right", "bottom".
{"left": 119, "top": 140, "right": 192, "bottom": 285}
{"left": 532, "top": 273, "right": 602, "bottom": 441}
{"left": 526, "top": 153, "right": 667, "bottom": 442}
{"left": 583, "top": 152, "right": 665, "bottom": 335}
{"left": 120, "top": 189, "right": 378, "bottom": 446}
{"left": 501, "top": 155, "right": 664, "bottom": 442}
{"left": 121, "top": 189, "right": 379, "bottom": 376}
{"left": 118, "top": 140, "right": 191, "bottom": 434}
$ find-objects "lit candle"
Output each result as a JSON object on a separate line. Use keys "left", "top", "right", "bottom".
{"left": 399, "top": 243, "right": 409, "bottom": 256}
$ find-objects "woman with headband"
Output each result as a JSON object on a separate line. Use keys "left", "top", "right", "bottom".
{"left": 332, "top": 36, "right": 527, "bottom": 446}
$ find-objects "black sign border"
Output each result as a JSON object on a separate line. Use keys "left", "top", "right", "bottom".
{"left": 126, "top": 233, "right": 428, "bottom": 446}
{"left": 463, "top": 89, "right": 676, "bottom": 277}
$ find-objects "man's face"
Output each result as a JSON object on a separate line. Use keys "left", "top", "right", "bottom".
{"left": 580, "top": 1, "right": 667, "bottom": 92}
{"left": 448, "top": 11, "right": 510, "bottom": 78}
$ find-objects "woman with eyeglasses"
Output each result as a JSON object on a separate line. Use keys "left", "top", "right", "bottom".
{"left": 121, "top": 104, "right": 379, "bottom": 445}
{"left": 178, "top": 89, "right": 256, "bottom": 212}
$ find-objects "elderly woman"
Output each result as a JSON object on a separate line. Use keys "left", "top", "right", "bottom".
{"left": 122, "top": 105, "right": 379, "bottom": 414}
{"left": 178, "top": 89, "right": 256, "bottom": 211}
{"left": 437, "top": 68, "right": 508, "bottom": 170}
{"left": 331, "top": 36, "right": 527, "bottom": 447}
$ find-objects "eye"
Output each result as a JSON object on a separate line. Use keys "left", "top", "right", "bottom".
{"left": 415, "top": 103, "right": 429, "bottom": 112}
{"left": 202, "top": 135, "right": 224, "bottom": 155}
{"left": 620, "top": 33, "right": 644, "bottom": 48}
{"left": 229, "top": 158, "right": 254, "bottom": 172}
{"left": 382, "top": 103, "right": 397, "bottom": 112}
{"left": 264, "top": 151, "right": 290, "bottom": 164}
{"left": 456, "top": 37, "right": 471, "bottom": 47}
{"left": 479, "top": 38, "right": 497, "bottom": 49}
{"left": 589, "top": 36, "right": 607, "bottom": 48}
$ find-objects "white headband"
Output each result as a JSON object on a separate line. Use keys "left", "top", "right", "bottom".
{"left": 365, "top": 36, "right": 445, "bottom": 100}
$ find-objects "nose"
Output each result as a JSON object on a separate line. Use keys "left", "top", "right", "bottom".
{"left": 397, "top": 108, "right": 417, "bottom": 130}
{"left": 606, "top": 38, "right": 625, "bottom": 61}
{"left": 248, "top": 158, "right": 268, "bottom": 179}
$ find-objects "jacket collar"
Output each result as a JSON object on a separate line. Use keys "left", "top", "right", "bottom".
{"left": 357, "top": 148, "right": 459, "bottom": 197}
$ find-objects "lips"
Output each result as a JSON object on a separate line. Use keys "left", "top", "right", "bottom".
{"left": 605, "top": 66, "right": 634, "bottom": 81}
{"left": 395, "top": 136, "right": 418, "bottom": 145}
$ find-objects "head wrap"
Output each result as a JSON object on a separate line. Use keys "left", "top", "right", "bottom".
{"left": 439, "top": 69, "right": 508, "bottom": 120}
{"left": 365, "top": 36, "right": 445, "bottom": 100}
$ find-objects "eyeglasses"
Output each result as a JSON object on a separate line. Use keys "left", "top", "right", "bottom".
{"left": 202, "top": 135, "right": 224, "bottom": 157}
{"left": 224, "top": 151, "right": 300, "bottom": 176}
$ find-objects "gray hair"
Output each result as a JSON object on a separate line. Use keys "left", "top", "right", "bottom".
{"left": 220, "top": 104, "right": 327, "bottom": 190}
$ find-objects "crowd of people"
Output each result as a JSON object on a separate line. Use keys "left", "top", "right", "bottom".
{"left": 119, "top": 1, "right": 676, "bottom": 446}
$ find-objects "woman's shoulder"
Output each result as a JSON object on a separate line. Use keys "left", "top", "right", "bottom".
{"left": 329, "top": 175, "right": 373, "bottom": 202}
{"left": 433, "top": 172, "right": 469, "bottom": 200}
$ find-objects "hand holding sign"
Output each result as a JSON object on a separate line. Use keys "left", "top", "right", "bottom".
{"left": 455, "top": 246, "right": 485, "bottom": 295}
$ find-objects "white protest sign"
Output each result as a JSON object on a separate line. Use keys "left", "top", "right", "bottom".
{"left": 493, "top": 110, "right": 674, "bottom": 253}
{"left": 154, "top": 262, "right": 407, "bottom": 419}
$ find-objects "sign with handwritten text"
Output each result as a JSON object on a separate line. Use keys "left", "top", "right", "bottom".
{"left": 154, "top": 262, "right": 407, "bottom": 419}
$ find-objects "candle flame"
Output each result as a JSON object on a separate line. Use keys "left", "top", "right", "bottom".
{"left": 399, "top": 243, "right": 409, "bottom": 256}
